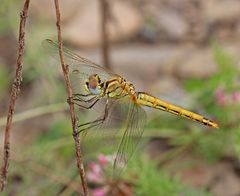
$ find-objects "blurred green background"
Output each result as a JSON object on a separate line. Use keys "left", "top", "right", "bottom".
{"left": 1, "top": 0, "right": 240, "bottom": 195}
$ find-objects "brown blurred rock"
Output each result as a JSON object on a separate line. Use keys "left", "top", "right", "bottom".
{"left": 210, "top": 162, "right": 240, "bottom": 196}
{"left": 178, "top": 160, "right": 240, "bottom": 195}
{"left": 149, "top": 76, "right": 182, "bottom": 97}
{"left": 236, "top": 23, "right": 240, "bottom": 39}
{"left": 31, "top": 0, "right": 84, "bottom": 22}
{"left": 64, "top": 0, "right": 143, "bottom": 47}
{"left": 211, "top": 173, "right": 240, "bottom": 196}
{"left": 180, "top": 163, "right": 214, "bottom": 187}
{"left": 156, "top": 9, "right": 188, "bottom": 41}
{"left": 177, "top": 48, "right": 218, "bottom": 79}
{"left": 110, "top": 45, "right": 183, "bottom": 80}
{"left": 76, "top": 44, "right": 193, "bottom": 85}
{"left": 203, "top": 0, "right": 240, "bottom": 24}
{"left": 149, "top": 76, "right": 193, "bottom": 108}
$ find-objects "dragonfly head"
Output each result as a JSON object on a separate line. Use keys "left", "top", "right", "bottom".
{"left": 85, "top": 74, "right": 103, "bottom": 95}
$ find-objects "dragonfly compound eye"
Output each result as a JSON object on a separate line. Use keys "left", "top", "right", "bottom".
{"left": 89, "top": 76, "right": 98, "bottom": 89}
{"left": 87, "top": 75, "right": 102, "bottom": 95}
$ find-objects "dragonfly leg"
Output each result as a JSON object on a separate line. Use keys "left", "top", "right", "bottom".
{"left": 67, "top": 94, "right": 100, "bottom": 109}
{"left": 73, "top": 94, "right": 98, "bottom": 102}
{"left": 68, "top": 94, "right": 98, "bottom": 103}
{"left": 75, "top": 96, "right": 98, "bottom": 103}
{"left": 73, "top": 99, "right": 110, "bottom": 137}
{"left": 73, "top": 93, "right": 92, "bottom": 97}
{"left": 73, "top": 98, "right": 100, "bottom": 109}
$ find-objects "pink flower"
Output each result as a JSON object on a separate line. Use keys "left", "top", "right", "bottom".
{"left": 232, "top": 92, "right": 240, "bottom": 102}
{"left": 87, "top": 163, "right": 103, "bottom": 183}
{"left": 92, "top": 187, "right": 108, "bottom": 196}
{"left": 215, "top": 88, "right": 225, "bottom": 106}
{"left": 89, "top": 163, "right": 101, "bottom": 174}
{"left": 87, "top": 171, "right": 101, "bottom": 183}
{"left": 98, "top": 154, "right": 108, "bottom": 167}
{"left": 86, "top": 154, "right": 115, "bottom": 184}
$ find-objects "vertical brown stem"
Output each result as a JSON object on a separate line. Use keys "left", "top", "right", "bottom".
{"left": 0, "top": 0, "right": 30, "bottom": 192}
{"left": 100, "top": 0, "right": 111, "bottom": 69}
{"left": 53, "top": 0, "right": 88, "bottom": 195}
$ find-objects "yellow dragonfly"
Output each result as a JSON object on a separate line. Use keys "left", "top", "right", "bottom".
{"left": 43, "top": 39, "right": 218, "bottom": 177}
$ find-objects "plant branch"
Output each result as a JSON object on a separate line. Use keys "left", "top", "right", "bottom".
{"left": 0, "top": 0, "right": 30, "bottom": 192}
{"left": 53, "top": 0, "right": 88, "bottom": 195}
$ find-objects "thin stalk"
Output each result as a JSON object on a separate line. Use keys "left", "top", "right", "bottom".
{"left": 0, "top": 0, "right": 30, "bottom": 191}
{"left": 53, "top": 0, "right": 88, "bottom": 195}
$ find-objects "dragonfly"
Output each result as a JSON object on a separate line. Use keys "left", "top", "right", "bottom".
{"left": 43, "top": 39, "right": 218, "bottom": 178}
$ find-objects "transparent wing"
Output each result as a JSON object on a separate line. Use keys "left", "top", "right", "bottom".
{"left": 113, "top": 101, "right": 147, "bottom": 178}
{"left": 42, "top": 39, "right": 146, "bottom": 178}
{"left": 42, "top": 39, "right": 118, "bottom": 95}
{"left": 78, "top": 97, "right": 133, "bottom": 156}
{"left": 77, "top": 96, "right": 147, "bottom": 179}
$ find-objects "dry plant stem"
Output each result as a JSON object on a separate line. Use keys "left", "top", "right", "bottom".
{"left": 100, "top": 0, "right": 111, "bottom": 69}
{"left": 54, "top": 0, "right": 88, "bottom": 195}
{"left": 0, "top": 0, "right": 30, "bottom": 192}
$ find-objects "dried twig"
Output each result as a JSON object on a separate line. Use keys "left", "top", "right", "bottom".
{"left": 0, "top": 0, "right": 30, "bottom": 192}
{"left": 100, "top": 0, "right": 111, "bottom": 69}
{"left": 53, "top": 0, "right": 88, "bottom": 195}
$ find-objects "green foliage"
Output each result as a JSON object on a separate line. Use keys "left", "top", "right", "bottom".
{"left": 194, "top": 130, "right": 230, "bottom": 162}
{"left": 2, "top": 118, "right": 78, "bottom": 196}
{"left": 0, "top": 0, "right": 22, "bottom": 34}
{"left": 0, "top": 65, "right": 9, "bottom": 99}
{"left": 34, "top": 118, "right": 74, "bottom": 162}
{"left": 147, "top": 113, "right": 187, "bottom": 130}
{"left": 146, "top": 43, "right": 240, "bottom": 164}
{"left": 233, "top": 126, "right": 240, "bottom": 157}
{"left": 126, "top": 154, "right": 210, "bottom": 196}
{"left": 183, "top": 43, "right": 240, "bottom": 161}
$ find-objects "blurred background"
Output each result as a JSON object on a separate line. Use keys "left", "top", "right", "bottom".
{"left": 1, "top": 0, "right": 240, "bottom": 195}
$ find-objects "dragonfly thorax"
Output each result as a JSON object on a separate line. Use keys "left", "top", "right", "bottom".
{"left": 85, "top": 74, "right": 103, "bottom": 95}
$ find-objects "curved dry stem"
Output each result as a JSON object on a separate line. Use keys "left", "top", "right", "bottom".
{"left": 0, "top": 0, "right": 30, "bottom": 191}
{"left": 53, "top": 0, "right": 88, "bottom": 194}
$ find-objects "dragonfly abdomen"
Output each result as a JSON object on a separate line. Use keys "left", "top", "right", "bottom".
{"left": 136, "top": 92, "right": 218, "bottom": 128}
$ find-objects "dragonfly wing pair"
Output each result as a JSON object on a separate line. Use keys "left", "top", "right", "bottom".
{"left": 43, "top": 39, "right": 147, "bottom": 178}
{"left": 113, "top": 99, "right": 146, "bottom": 177}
